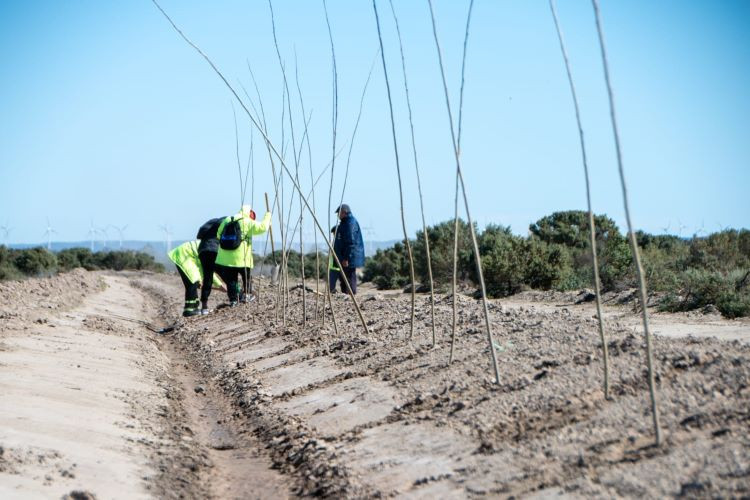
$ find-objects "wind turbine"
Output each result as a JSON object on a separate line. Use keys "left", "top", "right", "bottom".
{"left": 159, "top": 224, "right": 173, "bottom": 252}
{"left": 43, "top": 217, "right": 57, "bottom": 250}
{"left": 676, "top": 219, "right": 688, "bottom": 237}
{"left": 87, "top": 220, "right": 97, "bottom": 252}
{"left": 694, "top": 220, "right": 707, "bottom": 237}
{"left": 109, "top": 224, "right": 128, "bottom": 249}
{"left": 97, "top": 225, "right": 110, "bottom": 249}
{"left": 0, "top": 224, "right": 11, "bottom": 244}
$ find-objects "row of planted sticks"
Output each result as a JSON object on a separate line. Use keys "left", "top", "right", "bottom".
{"left": 152, "top": 0, "right": 661, "bottom": 446}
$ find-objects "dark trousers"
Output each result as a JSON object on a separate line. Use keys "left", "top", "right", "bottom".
{"left": 176, "top": 266, "right": 200, "bottom": 313}
{"left": 215, "top": 264, "right": 252, "bottom": 302}
{"left": 332, "top": 267, "right": 357, "bottom": 294}
{"left": 199, "top": 251, "right": 217, "bottom": 307}
{"left": 328, "top": 269, "right": 340, "bottom": 292}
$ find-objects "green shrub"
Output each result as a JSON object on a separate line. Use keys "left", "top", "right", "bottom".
{"left": 660, "top": 268, "right": 750, "bottom": 318}
{"left": 412, "top": 219, "right": 474, "bottom": 286}
{"left": 57, "top": 248, "right": 98, "bottom": 271}
{"left": 598, "top": 234, "right": 633, "bottom": 291}
{"left": 131, "top": 251, "right": 165, "bottom": 272}
{"left": 525, "top": 240, "right": 575, "bottom": 290}
{"left": 0, "top": 246, "right": 23, "bottom": 280}
{"left": 257, "top": 250, "right": 334, "bottom": 281}
{"left": 529, "top": 211, "right": 620, "bottom": 249}
{"left": 479, "top": 226, "right": 528, "bottom": 297}
{"left": 363, "top": 242, "right": 411, "bottom": 290}
{"left": 355, "top": 214, "right": 749, "bottom": 318}
{"left": 302, "top": 251, "right": 326, "bottom": 281}
{"left": 56, "top": 248, "right": 164, "bottom": 273}
{"left": 13, "top": 247, "right": 57, "bottom": 276}
{"left": 686, "top": 229, "right": 750, "bottom": 273}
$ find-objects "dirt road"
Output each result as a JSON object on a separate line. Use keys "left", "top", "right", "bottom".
{"left": 2, "top": 270, "right": 749, "bottom": 498}
{"left": 0, "top": 271, "right": 290, "bottom": 499}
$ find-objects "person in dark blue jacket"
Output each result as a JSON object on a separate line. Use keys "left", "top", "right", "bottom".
{"left": 332, "top": 204, "right": 365, "bottom": 294}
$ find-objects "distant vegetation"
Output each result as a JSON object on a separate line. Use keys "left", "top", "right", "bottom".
{"left": 361, "top": 211, "right": 750, "bottom": 319}
{"left": 0, "top": 246, "right": 164, "bottom": 280}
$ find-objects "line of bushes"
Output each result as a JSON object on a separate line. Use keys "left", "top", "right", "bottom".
{"left": 361, "top": 211, "right": 750, "bottom": 318}
{"left": 256, "top": 250, "right": 330, "bottom": 281}
{"left": 0, "top": 246, "right": 165, "bottom": 280}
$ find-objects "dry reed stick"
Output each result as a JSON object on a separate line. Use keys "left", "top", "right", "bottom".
{"left": 548, "top": 0, "right": 610, "bottom": 399}
{"left": 591, "top": 0, "right": 661, "bottom": 445}
{"left": 372, "top": 0, "right": 417, "bottom": 339}
{"left": 426, "top": 0, "right": 500, "bottom": 383}
{"left": 387, "top": 0, "right": 438, "bottom": 347}
{"left": 450, "top": 0, "right": 475, "bottom": 363}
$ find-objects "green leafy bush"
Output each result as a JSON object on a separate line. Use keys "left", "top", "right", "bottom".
{"left": 0, "top": 246, "right": 164, "bottom": 281}
{"left": 0, "top": 246, "right": 23, "bottom": 280}
{"left": 412, "top": 219, "right": 474, "bottom": 286}
{"left": 360, "top": 214, "right": 749, "bottom": 318}
{"left": 13, "top": 247, "right": 57, "bottom": 276}
{"left": 597, "top": 234, "right": 633, "bottom": 291}
{"left": 529, "top": 211, "right": 620, "bottom": 249}
{"left": 685, "top": 229, "right": 750, "bottom": 273}
{"left": 363, "top": 242, "right": 411, "bottom": 290}
{"left": 660, "top": 269, "right": 750, "bottom": 318}
{"left": 479, "top": 226, "right": 528, "bottom": 296}
{"left": 57, "top": 248, "right": 98, "bottom": 270}
{"left": 257, "top": 250, "right": 339, "bottom": 282}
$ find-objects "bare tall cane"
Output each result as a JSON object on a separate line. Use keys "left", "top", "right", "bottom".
{"left": 591, "top": 0, "right": 661, "bottom": 445}
{"left": 372, "top": 0, "right": 417, "bottom": 340}
{"left": 451, "top": 0, "right": 475, "bottom": 362}
{"left": 549, "top": 0, "right": 610, "bottom": 399}
{"left": 387, "top": 0, "right": 437, "bottom": 346}
{"left": 323, "top": 0, "right": 340, "bottom": 335}
{"left": 427, "top": 0, "right": 501, "bottom": 383}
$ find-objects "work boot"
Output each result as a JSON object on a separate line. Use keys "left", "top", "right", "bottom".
{"left": 183, "top": 298, "right": 200, "bottom": 317}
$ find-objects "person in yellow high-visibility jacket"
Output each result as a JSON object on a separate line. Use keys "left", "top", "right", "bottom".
{"left": 328, "top": 225, "right": 341, "bottom": 292}
{"left": 215, "top": 205, "right": 272, "bottom": 305}
{"left": 168, "top": 240, "right": 225, "bottom": 317}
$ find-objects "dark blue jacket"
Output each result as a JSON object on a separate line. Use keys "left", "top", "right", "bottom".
{"left": 334, "top": 214, "right": 365, "bottom": 268}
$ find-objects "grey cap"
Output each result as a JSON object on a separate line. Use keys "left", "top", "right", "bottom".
{"left": 334, "top": 203, "right": 351, "bottom": 214}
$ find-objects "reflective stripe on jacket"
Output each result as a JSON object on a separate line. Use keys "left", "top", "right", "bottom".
{"left": 215, "top": 210, "right": 272, "bottom": 268}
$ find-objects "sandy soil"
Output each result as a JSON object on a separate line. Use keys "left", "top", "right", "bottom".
{"left": 132, "top": 275, "right": 749, "bottom": 498}
{"left": 2, "top": 269, "right": 748, "bottom": 498}
{"left": 0, "top": 270, "right": 291, "bottom": 499}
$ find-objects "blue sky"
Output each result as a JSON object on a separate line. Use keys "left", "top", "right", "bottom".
{"left": 1, "top": 0, "right": 748, "bottom": 246}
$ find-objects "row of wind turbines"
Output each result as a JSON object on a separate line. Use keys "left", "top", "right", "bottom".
{"left": 0, "top": 218, "right": 374, "bottom": 256}
{"left": 0, "top": 220, "right": 176, "bottom": 252}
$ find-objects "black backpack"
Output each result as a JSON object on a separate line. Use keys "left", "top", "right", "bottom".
{"left": 196, "top": 217, "right": 224, "bottom": 240}
{"left": 219, "top": 217, "right": 243, "bottom": 250}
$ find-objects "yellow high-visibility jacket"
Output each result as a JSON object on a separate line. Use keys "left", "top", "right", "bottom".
{"left": 328, "top": 253, "right": 340, "bottom": 272}
{"left": 215, "top": 209, "right": 272, "bottom": 268}
{"left": 168, "top": 240, "right": 222, "bottom": 287}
